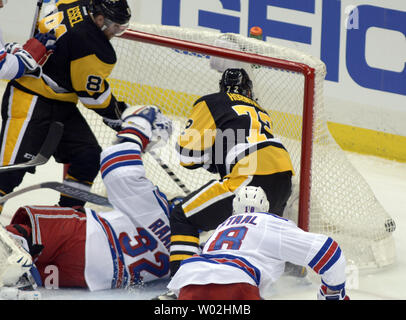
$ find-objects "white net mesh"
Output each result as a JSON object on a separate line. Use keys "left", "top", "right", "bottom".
{"left": 77, "top": 23, "right": 395, "bottom": 270}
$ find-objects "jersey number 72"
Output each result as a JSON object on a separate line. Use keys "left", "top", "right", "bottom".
{"left": 232, "top": 105, "right": 274, "bottom": 144}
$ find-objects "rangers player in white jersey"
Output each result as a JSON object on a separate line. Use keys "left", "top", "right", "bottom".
{"left": 167, "top": 186, "right": 349, "bottom": 300}
{"left": 0, "top": 105, "right": 173, "bottom": 299}
{"left": 0, "top": 0, "right": 56, "bottom": 80}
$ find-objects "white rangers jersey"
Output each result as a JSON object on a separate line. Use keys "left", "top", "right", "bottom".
{"left": 84, "top": 142, "right": 171, "bottom": 291}
{"left": 0, "top": 29, "right": 25, "bottom": 80}
{"left": 168, "top": 212, "right": 346, "bottom": 298}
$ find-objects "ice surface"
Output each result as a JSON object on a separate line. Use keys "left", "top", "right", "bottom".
{"left": 0, "top": 151, "right": 405, "bottom": 300}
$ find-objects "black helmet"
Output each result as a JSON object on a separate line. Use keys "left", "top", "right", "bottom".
{"left": 219, "top": 68, "right": 253, "bottom": 98}
{"left": 88, "top": 0, "right": 131, "bottom": 25}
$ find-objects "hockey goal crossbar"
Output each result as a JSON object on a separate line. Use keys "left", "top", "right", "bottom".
{"left": 120, "top": 29, "right": 316, "bottom": 231}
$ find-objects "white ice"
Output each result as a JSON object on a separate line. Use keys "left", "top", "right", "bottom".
{"left": 0, "top": 151, "right": 405, "bottom": 300}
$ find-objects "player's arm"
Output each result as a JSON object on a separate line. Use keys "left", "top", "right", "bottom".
{"left": 70, "top": 49, "right": 127, "bottom": 123}
{"left": 276, "top": 222, "right": 349, "bottom": 300}
{"left": 176, "top": 99, "right": 217, "bottom": 170}
{"left": 0, "top": 32, "right": 56, "bottom": 80}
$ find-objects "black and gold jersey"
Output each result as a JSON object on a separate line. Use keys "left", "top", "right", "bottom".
{"left": 12, "top": 0, "right": 120, "bottom": 119}
{"left": 176, "top": 92, "right": 294, "bottom": 179}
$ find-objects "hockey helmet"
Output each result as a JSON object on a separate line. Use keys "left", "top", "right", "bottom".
{"left": 219, "top": 68, "right": 253, "bottom": 98}
{"left": 88, "top": 0, "right": 131, "bottom": 25}
{"left": 232, "top": 186, "right": 270, "bottom": 214}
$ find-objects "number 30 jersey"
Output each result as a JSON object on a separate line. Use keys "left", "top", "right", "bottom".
{"left": 168, "top": 212, "right": 347, "bottom": 298}
{"left": 176, "top": 92, "right": 294, "bottom": 179}
{"left": 13, "top": 0, "right": 120, "bottom": 119}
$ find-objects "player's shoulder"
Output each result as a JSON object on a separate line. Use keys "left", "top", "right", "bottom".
{"left": 256, "top": 212, "right": 297, "bottom": 228}
{"left": 194, "top": 92, "right": 226, "bottom": 105}
{"left": 67, "top": 21, "right": 117, "bottom": 64}
{"left": 193, "top": 92, "right": 236, "bottom": 119}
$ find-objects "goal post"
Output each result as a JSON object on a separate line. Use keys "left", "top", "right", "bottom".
{"left": 76, "top": 23, "right": 396, "bottom": 271}
{"left": 120, "top": 28, "right": 316, "bottom": 232}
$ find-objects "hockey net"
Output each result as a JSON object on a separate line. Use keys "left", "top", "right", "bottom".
{"left": 76, "top": 23, "right": 396, "bottom": 271}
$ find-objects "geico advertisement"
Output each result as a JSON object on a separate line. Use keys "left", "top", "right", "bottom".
{"left": 133, "top": 0, "right": 406, "bottom": 134}
{"left": 1, "top": 0, "right": 405, "bottom": 135}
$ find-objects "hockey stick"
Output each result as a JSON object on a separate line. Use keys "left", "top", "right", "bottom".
{"left": 0, "top": 181, "right": 112, "bottom": 208}
{"left": 30, "top": 0, "right": 44, "bottom": 38}
{"left": 0, "top": 122, "right": 64, "bottom": 173}
{"left": 148, "top": 150, "right": 191, "bottom": 195}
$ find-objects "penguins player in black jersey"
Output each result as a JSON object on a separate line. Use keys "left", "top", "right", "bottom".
{"left": 0, "top": 0, "right": 131, "bottom": 210}
{"left": 169, "top": 68, "right": 295, "bottom": 276}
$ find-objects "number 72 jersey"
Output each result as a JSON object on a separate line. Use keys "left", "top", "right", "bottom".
{"left": 176, "top": 91, "right": 294, "bottom": 178}
{"left": 168, "top": 212, "right": 347, "bottom": 297}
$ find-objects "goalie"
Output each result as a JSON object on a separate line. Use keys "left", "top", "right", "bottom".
{"left": 169, "top": 68, "right": 295, "bottom": 276}
{"left": 0, "top": 105, "right": 173, "bottom": 299}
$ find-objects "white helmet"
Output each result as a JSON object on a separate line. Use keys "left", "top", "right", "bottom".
{"left": 232, "top": 186, "right": 269, "bottom": 214}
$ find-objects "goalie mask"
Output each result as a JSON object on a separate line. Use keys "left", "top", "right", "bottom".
{"left": 232, "top": 186, "right": 270, "bottom": 214}
{"left": 219, "top": 68, "right": 253, "bottom": 99}
{"left": 88, "top": 0, "right": 131, "bottom": 36}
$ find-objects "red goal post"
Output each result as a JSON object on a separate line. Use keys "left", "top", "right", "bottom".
{"left": 120, "top": 29, "right": 316, "bottom": 232}
{"left": 75, "top": 23, "right": 395, "bottom": 271}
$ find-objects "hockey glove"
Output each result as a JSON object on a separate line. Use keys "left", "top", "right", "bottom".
{"left": 102, "top": 117, "right": 123, "bottom": 132}
{"left": 102, "top": 101, "right": 129, "bottom": 132}
{"left": 9, "top": 31, "right": 56, "bottom": 75}
{"left": 4, "top": 42, "right": 23, "bottom": 54}
{"left": 32, "top": 31, "right": 56, "bottom": 66}
{"left": 317, "top": 284, "right": 349, "bottom": 300}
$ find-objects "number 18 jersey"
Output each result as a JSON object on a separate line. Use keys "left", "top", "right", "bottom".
{"left": 168, "top": 212, "right": 347, "bottom": 298}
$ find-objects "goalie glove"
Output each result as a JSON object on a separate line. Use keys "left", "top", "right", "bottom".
{"left": 116, "top": 105, "right": 156, "bottom": 151}
{"left": 116, "top": 105, "right": 172, "bottom": 152}
{"left": 317, "top": 284, "right": 349, "bottom": 300}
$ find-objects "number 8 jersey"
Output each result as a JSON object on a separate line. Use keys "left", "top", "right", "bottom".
{"left": 13, "top": 0, "right": 121, "bottom": 119}
{"left": 168, "top": 212, "right": 347, "bottom": 298}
